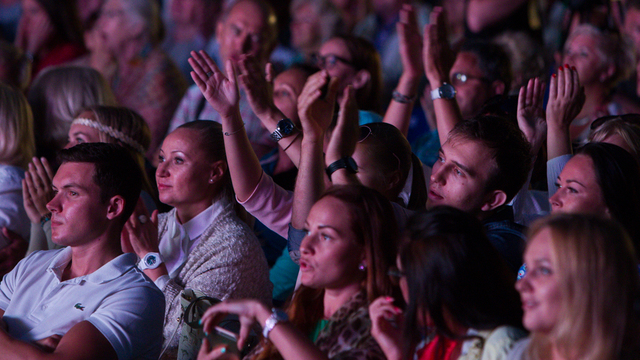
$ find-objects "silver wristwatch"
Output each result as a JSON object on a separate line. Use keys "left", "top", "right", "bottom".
{"left": 262, "top": 308, "right": 288, "bottom": 339}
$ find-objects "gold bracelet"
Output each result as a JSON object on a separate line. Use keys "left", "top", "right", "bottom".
{"left": 223, "top": 122, "right": 245, "bottom": 136}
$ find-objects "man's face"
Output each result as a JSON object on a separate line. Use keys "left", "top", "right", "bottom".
{"left": 46, "top": 162, "right": 110, "bottom": 247}
{"left": 449, "top": 52, "right": 494, "bottom": 119}
{"left": 216, "top": 0, "right": 272, "bottom": 65}
{"left": 427, "top": 138, "right": 498, "bottom": 216}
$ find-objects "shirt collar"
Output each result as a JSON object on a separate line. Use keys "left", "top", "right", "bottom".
{"left": 47, "top": 248, "right": 137, "bottom": 284}
{"left": 180, "top": 201, "right": 225, "bottom": 241}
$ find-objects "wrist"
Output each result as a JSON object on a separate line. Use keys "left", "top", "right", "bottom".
{"left": 255, "top": 303, "right": 273, "bottom": 325}
{"left": 398, "top": 73, "right": 420, "bottom": 89}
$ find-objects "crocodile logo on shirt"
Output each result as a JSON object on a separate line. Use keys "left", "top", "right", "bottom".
{"left": 74, "top": 303, "right": 85, "bottom": 311}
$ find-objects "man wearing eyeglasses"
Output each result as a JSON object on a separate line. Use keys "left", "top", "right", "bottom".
{"left": 449, "top": 40, "right": 511, "bottom": 120}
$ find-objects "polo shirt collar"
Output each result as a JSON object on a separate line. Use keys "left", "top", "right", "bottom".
{"left": 47, "top": 248, "right": 137, "bottom": 284}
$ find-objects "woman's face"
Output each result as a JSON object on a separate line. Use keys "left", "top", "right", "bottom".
{"left": 156, "top": 128, "right": 216, "bottom": 216}
{"left": 563, "top": 33, "right": 610, "bottom": 86}
{"left": 549, "top": 154, "right": 609, "bottom": 216}
{"left": 299, "top": 196, "right": 365, "bottom": 290}
{"left": 66, "top": 111, "right": 102, "bottom": 148}
{"left": 21, "top": 0, "right": 54, "bottom": 48}
{"left": 99, "top": 0, "right": 141, "bottom": 53}
{"left": 317, "top": 38, "right": 358, "bottom": 95}
{"left": 515, "top": 228, "right": 562, "bottom": 334}
{"left": 273, "top": 68, "right": 308, "bottom": 122}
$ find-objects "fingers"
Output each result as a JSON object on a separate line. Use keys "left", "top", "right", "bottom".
{"left": 265, "top": 63, "right": 274, "bottom": 83}
{"left": 151, "top": 209, "right": 159, "bottom": 226}
{"left": 225, "top": 59, "right": 237, "bottom": 87}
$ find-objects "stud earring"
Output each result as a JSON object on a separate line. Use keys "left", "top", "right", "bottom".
{"left": 209, "top": 178, "right": 214, "bottom": 183}
{"left": 358, "top": 263, "right": 366, "bottom": 271}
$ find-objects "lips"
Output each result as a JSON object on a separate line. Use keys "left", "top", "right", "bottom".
{"left": 157, "top": 183, "right": 171, "bottom": 191}
{"left": 299, "top": 258, "right": 311, "bottom": 272}
{"left": 428, "top": 188, "right": 443, "bottom": 201}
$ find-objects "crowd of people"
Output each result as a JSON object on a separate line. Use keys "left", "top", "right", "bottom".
{"left": 0, "top": 0, "right": 640, "bottom": 359}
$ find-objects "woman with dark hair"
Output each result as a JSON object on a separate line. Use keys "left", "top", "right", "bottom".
{"left": 14, "top": 0, "right": 85, "bottom": 77}
{"left": 549, "top": 142, "right": 640, "bottom": 247}
{"left": 312, "top": 34, "right": 383, "bottom": 114}
{"left": 510, "top": 214, "right": 640, "bottom": 360}
{"left": 197, "top": 184, "right": 398, "bottom": 360}
{"left": 123, "top": 120, "right": 271, "bottom": 358}
{"left": 370, "top": 206, "right": 525, "bottom": 360}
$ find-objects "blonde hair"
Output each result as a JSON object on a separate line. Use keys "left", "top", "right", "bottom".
{"left": 120, "top": 0, "right": 165, "bottom": 45}
{"left": 76, "top": 105, "right": 156, "bottom": 201}
{"left": 28, "top": 65, "right": 116, "bottom": 163}
{"left": 0, "top": 83, "right": 35, "bottom": 168}
{"left": 525, "top": 214, "right": 640, "bottom": 360}
{"left": 589, "top": 117, "right": 640, "bottom": 162}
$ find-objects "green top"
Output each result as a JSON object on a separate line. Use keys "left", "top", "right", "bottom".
{"left": 310, "top": 319, "right": 330, "bottom": 342}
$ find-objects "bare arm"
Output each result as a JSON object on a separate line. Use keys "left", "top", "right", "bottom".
{"left": 465, "top": 0, "right": 528, "bottom": 33}
{"left": 189, "top": 50, "right": 264, "bottom": 202}
{"left": 423, "top": 7, "right": 463, "bottom": 145}
{"left": 382, "top": 4, "right": 423, "bottom": 136}
{"left": 290, "top": 72, "right": 339, "bottom": 229}
{"left": 237, "top": 55, "right": 304, "bottom": 167}
{"left": 0, "top": 320, "right": 118, "bottom": 360}
{"left": 199, "top": 300, "right": 329, "bottom": 360}
{"left": 546, "top": 66, "right": 585, "bottom": 160}
{"left": 325, "top": 87, "right": 360, "bottom": 186}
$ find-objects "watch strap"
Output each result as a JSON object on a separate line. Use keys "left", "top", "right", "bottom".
{"left": 263, "top": 308, "right": 288, "bottom": 339}
{"left": 325, "top": 157, "right": 358, "bottom": 180}
{"left": 138, "top": 252, "right": 163, "bottom": 271}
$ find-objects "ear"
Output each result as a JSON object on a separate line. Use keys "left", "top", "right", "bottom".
{"left": 351, "top": 69, "right": 371, "bottom": 90}
{"left": 208, "top": 159, "right": 227, "bottom": 185}
{"left": 480, "top": 189, "right": 508, "bottom": 212}
{"left": 106, "top": 195, "right": 126, "bottom": 220}
{"left": 600, "top": 62, "right": 616, "bottom": 83}
{"left": 490, "top": 80, "right": 506, "bottom": 96}
{"left": 385, "top": 168, "right": 403, "bottom": 194}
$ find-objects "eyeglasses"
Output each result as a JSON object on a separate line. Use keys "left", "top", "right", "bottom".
{"left": 359, "top": 125, "right": 372, "bottom": 142}
{"left": 387, "top": 267, "right": 406, "bottom": 279}
{"left": 451, "top": 72, "right": 491, "bottom": 85}
{"left": 311, "top": 53, "right": 354, "bottom": 70}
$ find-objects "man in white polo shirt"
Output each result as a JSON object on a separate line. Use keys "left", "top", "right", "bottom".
{"left": 0, "top": 143, "right": 165, "bottom": 360}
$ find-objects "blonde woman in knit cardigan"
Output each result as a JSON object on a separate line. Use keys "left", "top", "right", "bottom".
{"left": 123, "top": 120, "right": 272, "bottom": 358}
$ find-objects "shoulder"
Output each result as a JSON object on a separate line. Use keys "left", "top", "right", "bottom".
{"left": 478, "top": 326, "right": 528, "bottom": 360}
{"left": 504, "top": 338, "right": 530, "bottom": 360}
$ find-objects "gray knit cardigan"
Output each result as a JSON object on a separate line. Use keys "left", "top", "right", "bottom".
{"left": 159, "top": 201, "right": 272, "bottom": 352}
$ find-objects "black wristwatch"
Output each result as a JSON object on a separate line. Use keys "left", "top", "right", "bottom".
{"left": 326, "top": 157, "right": 358, "bottom": 180}
{"left": 270, "top": 118, "right": 298, "bottom": 142}
{"left": 430, "top": 82, "right": 456, "bottom": 100}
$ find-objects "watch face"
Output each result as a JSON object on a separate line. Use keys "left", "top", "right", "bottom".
{"left": 145, "top": 255, "right": 158, "bottom": 267}
{"left": 278, "top": 119, "right": 296, "bottom": 136}
{"left": 440, "top": 84, "right": 456, "bottom": 99}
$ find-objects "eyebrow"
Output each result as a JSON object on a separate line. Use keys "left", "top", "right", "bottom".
{"left": 53, "top": 182, "right": 88, "bottom": 192}
{"left": 556, "top": 175, "right": 586, "bottom": 188}
{"left": 439, "top": 149, "right": 476, "bottom": 176}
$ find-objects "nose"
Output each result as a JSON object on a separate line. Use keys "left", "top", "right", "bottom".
{"left": 299, "top": 232, "right": 315, "bottom": 256}
{"left": 156, "top": 160, "right": 169, "bottom": 178}
{"left": 430, "top": 163, "right": 446, "bottom": 186}
{"left": 549, "top": 190, "right": 561, "bottom": 211}
{"left": 515, "top": 273, "right": 531, "bottom": 293}
{"left": 46, "top": 192, "right": 61, "bottom": 214}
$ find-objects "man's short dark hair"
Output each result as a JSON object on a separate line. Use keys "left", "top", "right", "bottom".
{"left": 459, "top": 40, "right": 512, "bottom": 94}
{"left": 57, "top": 143, "right": 142, "bottom": 223}
{"left": 448, "top": 115, "right": 531, "bottom": 203}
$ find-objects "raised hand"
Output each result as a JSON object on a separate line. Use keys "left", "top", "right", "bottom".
{"left": 325, "top": 86, "right": 359, "bottom": 165}
{"left": 200, "top": 299, "right": 268, "bottom": 352}
{"left": 297, "top": 70, "right": 339, "bottom": 143}
{"left": 237, "top": 55, "right": 276, "bottom": 119}
{"left": 423, "top": 6, "right": 455, "bottom": 87}
{"left": 190, "top": 50, "right": 240, "bottom": 118}
{"left": 22, "top": 157, "right": 55, "bottom": 224}
{"left": 546, "top": 65, "right": 585, "bottom": 158}
{"left": 369, "top": 297, "right": 404, "bottom": 360}
{"left": 398, "top": 4, "right": 424, "bottom": 79}
{"left": 517, "top": 77, "right": 546, "bottom": 156}
{"left": 547, "top": 65, "right": 585, "bottom": 132}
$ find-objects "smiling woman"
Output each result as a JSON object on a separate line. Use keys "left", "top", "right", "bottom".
{"left": 512, "top": 214, "right": 640, "bottom": 360}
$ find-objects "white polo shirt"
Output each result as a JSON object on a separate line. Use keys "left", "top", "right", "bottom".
{"left": 0, "top": 248, "right": 165, "bottom": 360}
